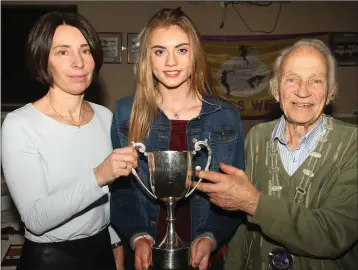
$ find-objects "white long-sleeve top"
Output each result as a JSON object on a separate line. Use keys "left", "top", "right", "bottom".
{"left": 1, "top": 103, "right": 120, "bottom": 244}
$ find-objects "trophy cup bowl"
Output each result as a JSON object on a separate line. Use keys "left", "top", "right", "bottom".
{"left": 131, "top": 140, "right": 212, "bottom": 270}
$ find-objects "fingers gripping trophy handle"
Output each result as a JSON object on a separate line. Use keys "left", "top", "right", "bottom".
{"left": 185, "top": 139, "right": 212, "bottom": 198}
{"left": 131, "top": 141, "right": 157, "bottom": 200}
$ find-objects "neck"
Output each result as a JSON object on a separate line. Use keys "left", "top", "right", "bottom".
{"left": 284, "top": 116, "right": 322, "bottom": 150}
{"left": 157, "top": 82, "right": 193, "bottom": 110}
{"left": 47, "top": 87, "right": 84, "bottom": 116}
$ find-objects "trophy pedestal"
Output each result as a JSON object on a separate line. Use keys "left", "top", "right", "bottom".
{"left": 152, "top": 246, "right": 192, "bottom": 270}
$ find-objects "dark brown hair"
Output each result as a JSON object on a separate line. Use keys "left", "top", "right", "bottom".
{"left": 26, "top": 12, "right": 103, "bottom": 86}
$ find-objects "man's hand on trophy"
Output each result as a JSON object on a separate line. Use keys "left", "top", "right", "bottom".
{"left": 134, "top": 237, "right": 154, "bottom": 270}
{"left": 195, "top": 162, "right": 260, "bottom": 216}
{"left": 93, "top": 146, "right": 138, "bottom": 187}
{"left": 190, "top": 237, "right": 213, "bottom": 270}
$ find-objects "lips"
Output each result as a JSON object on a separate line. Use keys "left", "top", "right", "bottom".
{"left": 163, "top": 70, "right": 180, "bottom": 78}
{"left": 69, "top": 75, "right": 87, "bottom": 82}
{"left": 292, "top": 102, "right": 313, "bottom": 108}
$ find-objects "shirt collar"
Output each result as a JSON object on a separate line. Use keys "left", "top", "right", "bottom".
{"left": 271, "top": 115, "right": 325, "bottom": 149}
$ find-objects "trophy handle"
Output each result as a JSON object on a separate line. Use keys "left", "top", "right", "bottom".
{"left": 185, "top": 139, "right": 212, "bottom": 198}
{"left": 131, "top": 141, "right": 157, "bottom": 200}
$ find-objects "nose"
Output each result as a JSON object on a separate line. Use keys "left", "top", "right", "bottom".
{"left": 72, "top": 52, "right": 85, "bottom": 69}
{"left": 165, "top": 51, "right": 178, "bottom": 67}
{"left": 295, "top": 81, "right": 310, "bottom": 98}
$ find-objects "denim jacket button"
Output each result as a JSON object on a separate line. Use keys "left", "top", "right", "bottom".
{"left": 195, "top": 195, "right": 201, "bottom": 200}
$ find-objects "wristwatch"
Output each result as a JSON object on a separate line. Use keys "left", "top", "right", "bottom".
{"left": 111, "top": 241, "right": 123, "bottom": 249}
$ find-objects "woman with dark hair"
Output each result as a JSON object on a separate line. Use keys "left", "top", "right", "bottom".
{"left": 110, "top": 7, "right": 245, "bottom": 270}
{"left": 1, "top": 11, "right": 136, "bottom": 270}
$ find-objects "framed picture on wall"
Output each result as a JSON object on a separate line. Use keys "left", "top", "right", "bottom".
{"left": 127, "top": 33, "right": 140, "bottom": 64}
{"left": 98, "top": 32, "right": 122, "bottom": 64}
{"left": 330, "top": 32, "right": 358, "bottom": 66}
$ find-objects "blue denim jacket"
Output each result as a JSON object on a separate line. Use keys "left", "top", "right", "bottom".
{"left": 110, "top": 95, "right": 245, "bottom": 249}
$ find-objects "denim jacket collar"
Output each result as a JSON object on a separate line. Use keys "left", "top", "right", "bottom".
{"left": 200, "top": 96, "right": 223, "bottom": 116}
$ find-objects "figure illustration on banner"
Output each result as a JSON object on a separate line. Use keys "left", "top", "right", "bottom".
{"left": 238, "top": 44, "right": 252, "bottom": 65}
{"left": 218, "top": 45, "right": 270, "bottom": 97}
{"left": 247, "top": 74, "right": 267, "bottom": 89}
{"left": 219, "top": 69, "right": 236, "bottom": 95}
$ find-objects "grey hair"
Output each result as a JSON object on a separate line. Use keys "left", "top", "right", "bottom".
{"left": 270, "top": 39, "right": 338, "bottom": 100}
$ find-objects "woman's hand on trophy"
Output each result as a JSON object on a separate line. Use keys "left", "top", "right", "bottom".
{"left": 94, "top": 146, "right": 138, "bottom": 187}
{"left": 190, "top": 237, "right": 214, "bottom": 270}
{"left": 134, "top": 237, "right": 154, "bottom": 270}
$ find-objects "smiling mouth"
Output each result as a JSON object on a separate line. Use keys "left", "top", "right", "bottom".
{"left": 163, "top": 71, "right": 180, "bottom": 77}
{"left": 70, "top": 75, "right": 87, "bottom": 81}
{"left": 292, "top": 102, "right": 313, "bottom": 108}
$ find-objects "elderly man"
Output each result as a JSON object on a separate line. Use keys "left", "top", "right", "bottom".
{"left": 195, "top": 39, "right": 357, "bottom": 270}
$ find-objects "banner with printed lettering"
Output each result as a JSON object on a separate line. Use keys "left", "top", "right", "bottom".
{"left": 202, "top": 33, "right": 329, "bottom": 119}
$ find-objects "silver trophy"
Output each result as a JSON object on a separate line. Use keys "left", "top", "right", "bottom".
{"left": 131, "top": 139, "right": 212, "bottom": 270}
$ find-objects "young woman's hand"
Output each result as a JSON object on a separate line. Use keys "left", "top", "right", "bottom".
{"left": 134, "top": 238, "right": 154, "bottom": 270}
{"left": 190, "top": 237, "right": 214, "bottom": 270}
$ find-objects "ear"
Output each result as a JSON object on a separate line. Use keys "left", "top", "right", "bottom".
{"left": 270, "top": 79, "right": 280, "bottom": 103}
{"left": 326, "top": 85, "right": 336, "bottom": 105}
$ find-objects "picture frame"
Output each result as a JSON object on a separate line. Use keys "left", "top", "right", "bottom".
{"left": 98, "top": 32, "right": 122, "bottom": 64}
{"left": 127, "top": 33, "right": 140, "bottom": 64}
{"left": 329, "top": 32, "right": 358, "bottom": 66}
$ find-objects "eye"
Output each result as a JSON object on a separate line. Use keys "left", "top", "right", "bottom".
{"left": 286, "top": 77, "right": 296, "bottom": 83}
{"left": 177, "top": 48, "right": 188, "bottom": 54}
{"left": 312, "top": 79, "right": 323, "bottom": 84}
{"left": 57, "top": 50, "right": 69, "bottom": 56}
{"left": 81, "top": 48, "right": 92, "bottom": 54}
{"left": 154, "top": 49, "right": 165, "bottom": 56}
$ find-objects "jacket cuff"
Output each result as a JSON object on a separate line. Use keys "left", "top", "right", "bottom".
{"left": 248, "top": 193, "right": 278, "bottom": 232}
{"left": 130, "top": 233, "right": 155, "bottom": 250}
{"left": 193, "top": 232, "right": 217, "bottom": 250}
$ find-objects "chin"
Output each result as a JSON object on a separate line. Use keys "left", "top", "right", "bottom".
{"left": 67, "top": 86, "right": 89, "bottom": 95}
{"left": 157, "top": 76, "right": 188, "bottom": 89}
{"left": 161, "top": 82, "right": 186, "bottom": 89}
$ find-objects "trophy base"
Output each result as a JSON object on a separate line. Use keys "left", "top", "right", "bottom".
{"left": 152, "top": 246, "right": 194, "bottom": 270}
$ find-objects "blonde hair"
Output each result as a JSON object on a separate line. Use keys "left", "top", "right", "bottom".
{"left": 128, "top": 7, "right": 217, "bottom": 143}
{"left": 270, "top": 39, "right": 338, "bottom": 100}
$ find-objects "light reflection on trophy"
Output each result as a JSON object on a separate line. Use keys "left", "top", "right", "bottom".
{"left": 131, "top": 140, "right": 212, "bottom": 270}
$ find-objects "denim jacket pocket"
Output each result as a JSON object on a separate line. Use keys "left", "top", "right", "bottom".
{"left": 209, "top": 128, "right": 239, "bottom": 170}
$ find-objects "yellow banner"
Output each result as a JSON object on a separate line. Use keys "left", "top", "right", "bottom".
{"left": 202, "top": 33, "right": 329, "bottom": 119}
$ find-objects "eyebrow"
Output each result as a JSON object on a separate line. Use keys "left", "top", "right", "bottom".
{"left": 53, "top": 44, "right": 90, "bottom": 50}
{"left": 283, "top": 72, "right": 326, "bottom": 77}
{"left": 151, "top": 42, "right": 190, "bottom": 49}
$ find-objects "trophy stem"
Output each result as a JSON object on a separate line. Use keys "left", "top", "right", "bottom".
{"left": 157, "top": 197, "right": 186, "bottom": 249}
{"left": 165, "top": 198, "right": 176, "bottom": 249}
{"left": 154, "top": 197, "right": 190, "bottom": 269}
